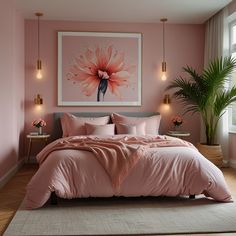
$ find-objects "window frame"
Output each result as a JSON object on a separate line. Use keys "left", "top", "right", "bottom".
{"left": 228, "top": 19, "right": 236, "bottom": 132}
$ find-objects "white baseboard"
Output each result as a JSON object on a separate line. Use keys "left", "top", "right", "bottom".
{"left": 223, "top": 159, "right": 230, "bottom": 167}
{"left": 223, "top": 159, "right": 236, "bottom": 168}
{"left": 229, "top": 159, "right": 236, "bottom": 169}
{"left": 0, "top": 159, "right": 25, "bottom": 189}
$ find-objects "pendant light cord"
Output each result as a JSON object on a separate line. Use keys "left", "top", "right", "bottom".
{"left": 35, "top": 12, "right": 43, "bottom": 61}
{"left": 37, "top": 14, "right": 40, "bottom": 60}
{"left": 163, "top": 20, "right": 165, "bottom": 62}
{"left": 161, "top": 18, "right": 167, "bottom": 63}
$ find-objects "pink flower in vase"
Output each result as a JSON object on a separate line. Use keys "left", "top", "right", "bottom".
{"left": 171, "top": 116, "right": 183, "bottom": 130}
{"left": 32, "top": 118, "right": 46, "bottom": 128}
{"left": 32, "top": 118, "right": 46, "bottom": 135}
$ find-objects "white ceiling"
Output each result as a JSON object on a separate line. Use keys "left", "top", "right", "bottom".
{"left": 15, "top": 0, "right": 232, "bottom": 24}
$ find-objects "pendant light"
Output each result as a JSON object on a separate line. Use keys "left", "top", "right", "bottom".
{"left": 160, "top": 18, "right": 167, "bottom": 81}
{"left": 35, "top": 12, "right": 43, "bottom": 79}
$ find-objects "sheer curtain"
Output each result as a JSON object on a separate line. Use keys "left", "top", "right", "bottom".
{"left": 203, "top": 7, "right": 229, "bottom": 163}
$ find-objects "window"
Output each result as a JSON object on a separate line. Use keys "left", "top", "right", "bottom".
{"left": 229, "top": 20, "right": 236, "bottom": 132}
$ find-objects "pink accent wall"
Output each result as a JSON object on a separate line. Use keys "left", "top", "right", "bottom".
{"left": 25, "top": 20, "right": 204, "bottom": 151}
{"left": 0, "top": 1, "right": 25, "bottom": 178}
{"left": 228, "top": 0, "right": 236, "bottom": 16}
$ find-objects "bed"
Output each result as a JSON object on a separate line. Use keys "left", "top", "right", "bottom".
{"left": 25, "top": 112, "right": 232, "bottom": 209}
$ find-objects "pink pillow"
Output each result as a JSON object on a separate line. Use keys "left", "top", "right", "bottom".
{"left": 116, "top": 122, "right": 146, "bottom": 135}
{"left": 85, "top": 123, "right": 115, "bottom": 135}
{"left": 61, "top": 113, "right": 110, "bottom": 137}
{"left": 111, "top": 113, "right": 161, "bottom": 135}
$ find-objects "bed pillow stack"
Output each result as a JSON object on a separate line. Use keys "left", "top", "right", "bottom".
{"left": 111, "top": 113, "right": 161, "bottom": 135}
{"left": 61, "top": 113, "right": 110, "bottom": 137}
{"left": 60, "top": 112, "right": 161, "bottom": 137}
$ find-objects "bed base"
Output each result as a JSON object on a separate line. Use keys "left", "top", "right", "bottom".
{"left": 50, "top": 192, "right": 58, "bottom": 205}
{"left": 49, "top": 192, "right": 196, "bottom": 205}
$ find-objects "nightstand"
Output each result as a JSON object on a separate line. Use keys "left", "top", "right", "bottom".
{"left": 166, "top": 131, "right": 190, "bottom": 139}
{"left": 26, "top": 134, "right": 50, "bottom": 163}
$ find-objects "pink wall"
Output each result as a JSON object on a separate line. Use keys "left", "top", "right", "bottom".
{"left": 25, "top": 20, "right": 204, "bottom": 150}
{"left": 0, "top": 0, "right": 25, "bottom": 178}
{"left": 228, "top": 0, "right": 236, "bottom": 15}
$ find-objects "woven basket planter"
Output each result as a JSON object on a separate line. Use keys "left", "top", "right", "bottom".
{"left": 196, "top": 143, "right": 223, "bottom": 167}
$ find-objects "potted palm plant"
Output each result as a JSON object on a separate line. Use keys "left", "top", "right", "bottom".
{"left": 166, "top": 56, "right": 236, "bottom": 166}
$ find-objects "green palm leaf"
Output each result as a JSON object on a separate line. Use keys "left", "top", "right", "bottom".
{"left": 214, "top": 87, "right": 236, "bottom": 117}
{"left": 166, "top": 56, "right": 236, "bottom": 145}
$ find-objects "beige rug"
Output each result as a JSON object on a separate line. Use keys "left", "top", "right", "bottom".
{"left": 4, "top": 196, "right": 236, "bottom": 235}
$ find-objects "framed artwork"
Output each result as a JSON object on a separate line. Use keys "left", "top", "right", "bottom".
{"left": 58, "top": 31, "right": 142, "bottom": 106}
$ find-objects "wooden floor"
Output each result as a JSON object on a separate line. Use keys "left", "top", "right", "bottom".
{"left": 0, "top": 164, "right": 38, "bottom": 235}
{"left": 0, "top": 165, "right": 236, "bottom": 236}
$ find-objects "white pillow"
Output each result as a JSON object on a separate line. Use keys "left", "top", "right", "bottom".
{"left": 85, "top": 123, "right": 115, "bottom": 135}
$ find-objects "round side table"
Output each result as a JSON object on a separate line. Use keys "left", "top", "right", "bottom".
{"left": 26, "top": 134, "right": 50, "bottom": 163}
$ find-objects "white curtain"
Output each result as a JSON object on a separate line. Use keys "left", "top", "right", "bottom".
{"left": 203, "top": 7, "right": 229, "bottom": 163}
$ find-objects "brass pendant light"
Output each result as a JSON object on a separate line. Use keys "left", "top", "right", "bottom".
{"left": 160, "top": 18, "right": 167, "bottom": 81}
{"left": 35, "top": 12, "right": 43, "bottom": 79}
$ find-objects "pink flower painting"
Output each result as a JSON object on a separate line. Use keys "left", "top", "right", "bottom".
{"left": 58, "top": 32, "right": 141, "bottom": 106}
{"left": 67, "top": 45, "right": 136, "bottom": 102}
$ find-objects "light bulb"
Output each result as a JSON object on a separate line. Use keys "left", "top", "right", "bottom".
{"left": 164, "top": 103, "right": 170, "bottom": 110}
{"left": 35, "top": 104, "right": 42, "bottom": 112}
{"left": 161, "top": 72, "right": 167, "bottom": 81}
{"left": 36, "top": 69, "right": 42, "bottom": 79}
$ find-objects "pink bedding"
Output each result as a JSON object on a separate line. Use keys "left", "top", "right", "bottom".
{"left": 25, "top": 135, "right": 232, "bottom": 209}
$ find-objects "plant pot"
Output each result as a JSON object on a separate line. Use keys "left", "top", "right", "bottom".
{"left": 196, "top": 143, "right": 223, "bottom": 167}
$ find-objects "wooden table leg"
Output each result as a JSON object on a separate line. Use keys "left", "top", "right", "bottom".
{"left": 27, "top": 138, "right": 32, "bottom": 163}
{"left": 45, "top": 138, "right": 48, "bottom": 146}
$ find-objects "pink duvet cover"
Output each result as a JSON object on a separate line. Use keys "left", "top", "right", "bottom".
{"left": 25, "top": 135, "right": 232, "bottom": 209}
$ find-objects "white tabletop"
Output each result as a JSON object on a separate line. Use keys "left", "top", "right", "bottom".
{"left": 27, "top": 134, "right": 50, "bottom": 139}
{"left": 166, "top": 131, "right": 190, "bottom": 137}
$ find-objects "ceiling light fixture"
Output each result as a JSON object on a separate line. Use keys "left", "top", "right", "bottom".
{"left": 161, "top": 18, "right": 167, "bottom": 81}
{"left": 35, "top": 12, "right": 43, "bottom": 79}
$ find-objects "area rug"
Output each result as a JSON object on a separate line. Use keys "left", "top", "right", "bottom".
{"left": 4, "top": 196, "right": 236, "bottom": 235}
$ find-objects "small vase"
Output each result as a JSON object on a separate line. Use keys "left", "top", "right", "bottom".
{"left": 174, "top": 125, "right": 181, "bottom": 132}
{"left": 38, "top": 127, "right": 43, "bottom": 135}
